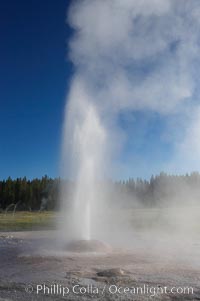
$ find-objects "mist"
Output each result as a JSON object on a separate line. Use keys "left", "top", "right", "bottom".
{"left": 59, "top": 0, "right": 200, "bottom": 256}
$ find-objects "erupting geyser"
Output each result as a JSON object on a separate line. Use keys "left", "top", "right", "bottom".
{"left": 60, "top": 78, "right": 108, "bottom": 247}
{"left": 59, "top": 0, "right": 200, "bottom": 251}
{"left": 68, "top": 101, "right": 106, "bottom": 241}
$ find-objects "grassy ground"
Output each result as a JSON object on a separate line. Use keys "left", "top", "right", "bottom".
{"left": 0, "top": 211, "right": 56, "bottom": 231}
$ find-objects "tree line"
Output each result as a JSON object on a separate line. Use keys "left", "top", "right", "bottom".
{"left": 112, "top": 171, "right": 200, "bottom": 207}
{"left": 0, "top": 175, "right": 60, "bottom": 211}
{"left": 0, "top": 172, "right": 200, "bottom": 211}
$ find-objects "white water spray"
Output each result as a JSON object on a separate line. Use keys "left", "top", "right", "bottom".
{"left": 59, "top": 0, "right": 200, "bottom": 245}
{"left": 60, "top": 78, "right": 106, "bottom": 241}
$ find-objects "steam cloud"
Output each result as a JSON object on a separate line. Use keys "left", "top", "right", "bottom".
{"left": 59, "top": 0, "right": 200, "bottom": 249}
{"left": 66, "top": 0, "right": 200, "bottom": 176}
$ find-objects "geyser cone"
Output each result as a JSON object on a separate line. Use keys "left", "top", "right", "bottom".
{"left": 65, "top": 239, "right": 112, "bottom": 253}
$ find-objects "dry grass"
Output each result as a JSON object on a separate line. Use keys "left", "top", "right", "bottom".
{"left": 0, "top": 211, "right": 55, "bottom": 231}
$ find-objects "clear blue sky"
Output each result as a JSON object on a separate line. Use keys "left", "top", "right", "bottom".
{"left": 0, "top": 0, "right": 198, "bottom": 181}
{"left": 0, "top": 0, "right": 73, "bottom": 179}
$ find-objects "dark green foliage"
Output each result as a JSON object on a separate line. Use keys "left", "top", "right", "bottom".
{"left": 0, "top": 172, "right": 200, "bottom": 211}
{"left": 0, "top": 175, "right": 60, "bottom": 211}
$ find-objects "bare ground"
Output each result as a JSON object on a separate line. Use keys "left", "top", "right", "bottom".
{"left": 0, "top": 231, "right": 200, "bottom": 300}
